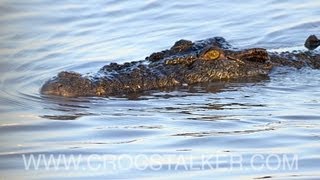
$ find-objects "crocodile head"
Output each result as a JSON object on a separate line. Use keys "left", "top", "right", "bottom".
{"left": 40, "top": 37, "right": 273, "bottom": 97}
{"left": 196, "top": 46, "right": 272, "bottom": 79}
{"left": 150, "top": 38, "right": 273, "bottom": 84}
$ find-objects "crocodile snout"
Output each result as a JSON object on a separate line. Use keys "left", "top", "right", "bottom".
{"left": 40, "top": 71, "right": 96, "bottom": 97}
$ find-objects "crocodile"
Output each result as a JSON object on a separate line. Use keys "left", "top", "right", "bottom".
{"left": 40, "top": 35, "right": 320, "bottom": 97}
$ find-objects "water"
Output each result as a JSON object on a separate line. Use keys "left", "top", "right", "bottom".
{"left": 1, "top": 0, "right": 320, "bottom": 179}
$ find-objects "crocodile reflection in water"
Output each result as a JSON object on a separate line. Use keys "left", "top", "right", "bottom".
{"left": 41, "top": 35, "right": 320, "bottom": 97}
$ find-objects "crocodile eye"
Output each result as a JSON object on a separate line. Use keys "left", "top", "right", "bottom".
{"left": 203, "top": 50, "right": 220, "bottom": 60}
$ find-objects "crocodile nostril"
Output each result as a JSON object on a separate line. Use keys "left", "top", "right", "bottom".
{"left": 57, "top": 84, "right": 63, "bottom": 90}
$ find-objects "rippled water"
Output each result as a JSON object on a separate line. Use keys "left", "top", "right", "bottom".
{"left": 1, "top": 0, "right": 320, "bottom": 179}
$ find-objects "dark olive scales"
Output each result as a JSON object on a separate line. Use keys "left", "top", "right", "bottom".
{"left": 41, "top": 36, "right": 320, "bottom": 97}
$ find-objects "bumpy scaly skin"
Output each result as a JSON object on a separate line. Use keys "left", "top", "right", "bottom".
{"left": 305, "top": 35, "right": 320, "bottom": 50}
{"left": 41, "top": 37, "right": 320, "bottom": 97}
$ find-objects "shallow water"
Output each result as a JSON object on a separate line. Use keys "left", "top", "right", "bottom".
{"left": 1, "top": 0, "right": 320, "bottom": 179}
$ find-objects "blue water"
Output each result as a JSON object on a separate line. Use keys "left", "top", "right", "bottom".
{"left": 0, "top": 0, "right": 320, "bottom": 179}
